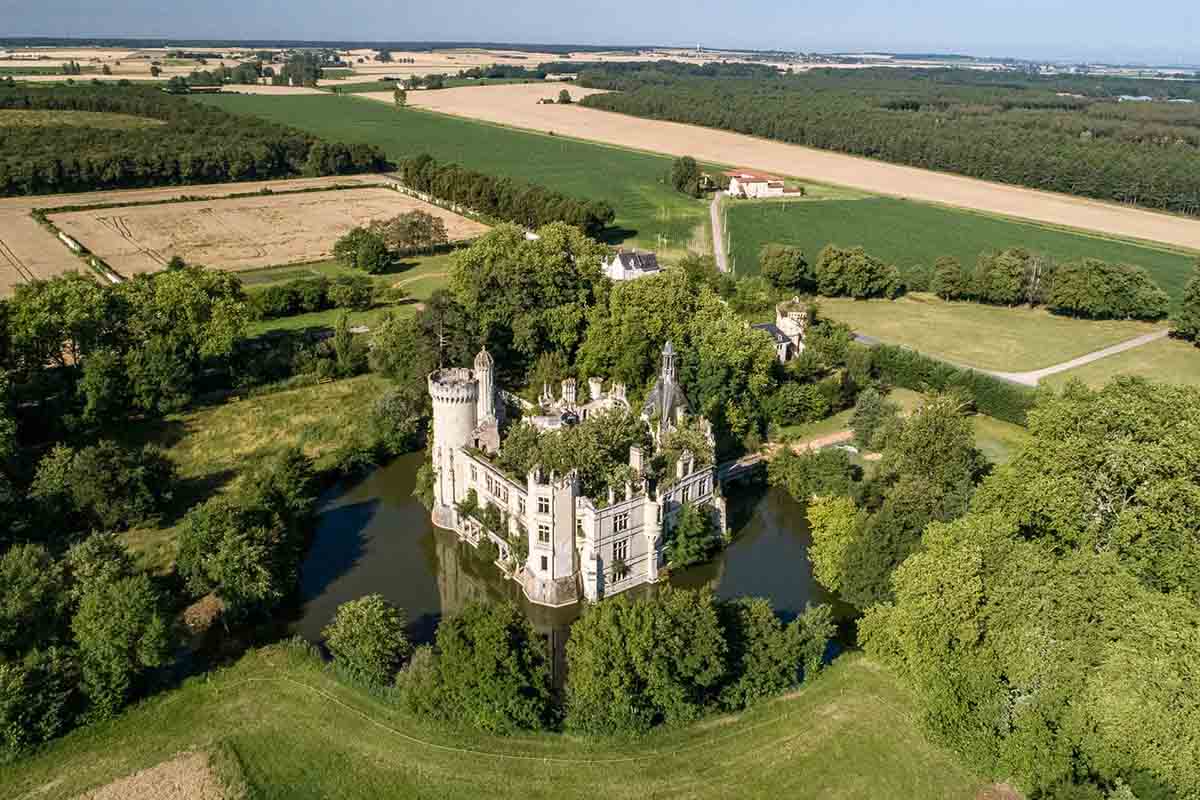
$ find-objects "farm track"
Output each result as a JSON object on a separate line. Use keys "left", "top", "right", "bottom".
{"left": 98, "top": 215, "right": 168, "bottom": 268}
{"left": 0, "top": 236, "right": 36, "bottom": 284}
{"left": 392, "top": 84, "right": 1200, "bottom": 253}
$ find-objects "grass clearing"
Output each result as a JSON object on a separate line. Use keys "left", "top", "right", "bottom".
{"left": 726, "top": 197, "right": 1199, "bottom": 303}
{"left": 243, "top": 252, "right": 454, "bottom": 337}
{"left": 1043, "top": 335, "right": 1200, "bottom": 389}
{"left": 194, "top": 93, "right": 715, "bottom": 259}
{"left": 119, "top": 373, "right": 390, "bottom": 571}
{"left": 1, "top": 645, "right": 981, "bottom": 800}
{"left": 818, "top": 293, "right": 1163, "bottom": 372}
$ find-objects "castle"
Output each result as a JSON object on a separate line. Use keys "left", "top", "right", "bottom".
{"left": 428, "top": 343, "right": 726, "bottom": 607}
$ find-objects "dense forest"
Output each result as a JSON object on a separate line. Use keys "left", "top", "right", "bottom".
{"left": 0, "top": 84, "right": 390, "bottom": 195}
{"left": 571, "top": 65, "right": 1200, "bottom": 215}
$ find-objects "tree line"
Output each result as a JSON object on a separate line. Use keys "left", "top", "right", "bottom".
{"left": 761, "top": 242, "right": 1175, "bottom": 321}
{"left": 0, "top": 84, "right": 391, "bottom": 196}
{"left": 319, "top": 588, "right": 834, "bottom": 736}
{"left": 397, "top": 153, "right": 615, "bottom": 237}
{"left": 576, "top": 66, "right": 1200, "bottom": 216}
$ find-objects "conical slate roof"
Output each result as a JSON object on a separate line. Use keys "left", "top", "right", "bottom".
{"left": 474, "top": 348, "right": 494, "bottom": 369}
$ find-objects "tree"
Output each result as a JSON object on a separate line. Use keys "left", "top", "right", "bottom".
{"left": 149, "top": 65, "right": 161, "bottom": 77}
{"left": 716, "top": 597, "right": 800, "bottom": 710}
{"left": 370, "top": 385, "right": 427, "bottom": 455}
{"left": 65, "top": 533, "right": 135, "bottom": 602}
{"left": 327, "top": 274, "right": 374, "bottom": 311}
{"left": 557, "top": 88, "right": 572, "bottom": 104}
{"left": 814, "top": 245, "right": 902, "bottom": 299}
{"left": 767, "top": 447, "right": 858, "bottom": 502}
{"left": 930, "top": 255, "right": 967, "bottom": 300}
{"left": 0, "top": 544, "right": 67, "bottom": 658}
{"left": 849, "top": 387, "right": 900, "bottom": 450}
{"left": 370, "top": 210, "right": 448, "bottom": 255}
{"left": 1046, "top": 258, "right": 1168, "bottom": 320}
{"left": 399, "top": 602, "right": 550, "bottom": 733}
{"left": 355, "top": 231, "right": 391, "bottom": 274}
{"left": 71, "top": 574, "right": 170, "bottom": 719}
{"left": 0, "top": 646, "right": 77, "bottom": 758}
{"left": 323, "top": 594, "right": 411, "bottom": 686}
{"left": 332, "top": 312, "right": 367, "bottom": 377}
{"left": 759, "top": 244, "right": 812, "bottom": 291}
{"left": 670, "top": 156, "right": 703, "bottom": 198}
{"left": 804, "top": 495, "right": 864, "bottom": 594}
{"left": 666, "top": 503, "right": 717, "bottom": 568}
{"left": 1173, "top": 262, "right": 1200, "bottom": 341}
{"left": 565, "top": 588, "right": 727, "bottom": 734}
{"left": 393, "top": 87, "right": 406, "bottom": 107}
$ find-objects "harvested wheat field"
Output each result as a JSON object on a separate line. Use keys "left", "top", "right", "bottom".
{"left": 74, "top": 752, "right": 227, "bottom": 800}
{"left": 50, "top": 187, "right": 488, "bottom": 275}
{"left": 0, "top": 175, "right": 391, "bottom": 295}
{"left": 390, "top": 83, "right": 1200, "bottom": 252}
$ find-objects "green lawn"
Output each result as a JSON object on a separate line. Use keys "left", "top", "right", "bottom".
{"left": 1043, "top": 335, "right": 1200, "bottom": 389}
{"left": 0, "top": 645, "right": 982, "bottom": 800}
{"left": 195, "top": 94, "right": 714, "bottom": 259}
{"left": 726, "top": 197, "right": 1199, "bottom": 303}
{"left": 120, "top": 373, "right": 391, "bottom": 571}
{"left": 818, "top": 293, "right": 1164, "bottom": 372}
{"left": 243, "top": 253, "right": 454, "bottom": 337}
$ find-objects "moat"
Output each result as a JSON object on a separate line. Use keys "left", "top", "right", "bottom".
{"left": 293, "top": 453, "right": 846, "bottom": 660}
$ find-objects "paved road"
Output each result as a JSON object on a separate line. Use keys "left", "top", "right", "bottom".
{"left": 710, "top": 192, "right": 730, "bottom": 273}
{"left": 987, "top": 329, "right": 1170, "bottom": 386}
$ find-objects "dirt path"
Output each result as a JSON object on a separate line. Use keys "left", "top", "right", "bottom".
{"left": 385, "top": 84, "right": 1200, "bottom": 252}
{"left": 710, "top": 193, "right": 729, "bottom": 273}
{"left": 988, "top": 328, "right": 1170, "bottom": 386}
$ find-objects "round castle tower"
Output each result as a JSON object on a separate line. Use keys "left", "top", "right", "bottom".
{"left": 428, "top": 367, "right": 480, "bottom": 457}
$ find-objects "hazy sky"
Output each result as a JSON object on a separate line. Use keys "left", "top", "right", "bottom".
{"left": 3, "top": 0, "right": 1197, "bottom": 65}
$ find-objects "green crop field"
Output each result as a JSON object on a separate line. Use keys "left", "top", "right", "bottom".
{"left": 196, "top": 94, "right": 714, "bottom": 258}
{"left": 0, "top": 644, "right": 981, "bottom": 800}
{"left": 725, "top": 197, "right": 1199, "bottom": 303}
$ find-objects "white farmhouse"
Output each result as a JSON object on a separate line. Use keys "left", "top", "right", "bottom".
{"left": 601, "top": 249, "right": 661, "bottom": 281}
{"left": 726, "top": 170, "right": 787, "bottom": 199}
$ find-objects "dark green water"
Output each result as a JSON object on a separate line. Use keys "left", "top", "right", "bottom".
{"left": 294, "top": 453, "right": 843, "bottom": 661}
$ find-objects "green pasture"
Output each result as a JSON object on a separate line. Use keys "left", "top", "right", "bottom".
{"left": 725, "top": 196, "right": 1198, "bottom": 303}
{"left": 0, "top": 645, "right": 981, "bottom": 800}
{"left": 195, "top": 93, "right": 713, "bottom": 258}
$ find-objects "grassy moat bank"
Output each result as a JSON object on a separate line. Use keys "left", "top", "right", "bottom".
{"left": 1, "top": 644, "right": 982, "bottom": 800}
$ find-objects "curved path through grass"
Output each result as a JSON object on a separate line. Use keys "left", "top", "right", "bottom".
{"left": 5, "top": 646, "right": 981, "bottom": 800}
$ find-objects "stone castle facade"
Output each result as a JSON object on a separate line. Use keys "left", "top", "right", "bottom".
{"left": 428, "top": 343, "right": 726, "bottom": 607}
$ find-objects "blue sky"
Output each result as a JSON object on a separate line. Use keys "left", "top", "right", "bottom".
{"left": 2, "top": 0, "right": 1196, "bottom": 65}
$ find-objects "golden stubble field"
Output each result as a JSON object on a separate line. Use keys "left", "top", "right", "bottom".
{"left": 49, "top": 187, "right": 489, "bottom": 276}
{"left": 387, "top": 83, "right": 1200, "bottom": 252}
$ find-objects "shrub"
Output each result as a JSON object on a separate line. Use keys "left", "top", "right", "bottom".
{"left": 323, "top": 594, "right": 411, "bottom": 686}
{"left": 871, "top": 344, "right": 1035, "bottom": 425}
{"left": 717, "top": 599, "right": 834, "bottom": 711}
{"left": 666, "top": 502, "right": 718, "bottom": 568}
{"left": 0, "top": 646, "right": 77, "bottom": 759}
{"left": 327, "top": 274, "right": 374, "bottom": 310}
{"left": 767, "top": 381, "right": 830, "bottom": 425}
{"left": 850, "top": 387, "right": 900, "bottom": 449}
{"left": 931, "top": 256, "right": 967, "bottom": 300}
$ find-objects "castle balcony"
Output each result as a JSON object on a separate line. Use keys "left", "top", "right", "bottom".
{"left": 519, "top": 569, "right": 582, "bottom": 608}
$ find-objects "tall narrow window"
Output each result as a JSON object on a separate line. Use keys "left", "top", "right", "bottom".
{"left": 613, "top": 538, "right": 629, "bottom": 562}
{"left": 614, "top": 512, "right": 629, "bottom": 532}
{"left": 540, "top": 555, "right": 548, "bottom": 572}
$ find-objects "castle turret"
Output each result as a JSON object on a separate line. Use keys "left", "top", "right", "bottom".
{"left": 474, "top": 348, "right": 496, "bottom": 423}
{"left": 661, "top": 340, "right": 677, "bottom": 383}
{"left": 428, "top": 368, "right": 479, "bottom": 526}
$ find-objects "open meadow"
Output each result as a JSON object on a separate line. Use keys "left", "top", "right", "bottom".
{"left": 0, "top": 645, "right": 982, "bottom": 800}
{"left": 195, "top": 93, "right": 715, "bottom": 258}
{"left": 1043, "top": 335, "right": 1200, "bottom": 389}
{"left": 49, "top": 186, "right": 487, "bottom": 276}
{"left": 391, "top": 82, "right": 1200, "bottom": 252}
{"left": 726, "top": 196, "right": 1199, "bottom": 302}
{"left": 818, "top": 293, "right": 1164, "bottom": 372}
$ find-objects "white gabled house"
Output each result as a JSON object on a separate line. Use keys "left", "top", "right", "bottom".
{"left": 602, "top": 249, "right": 661, "bottom": 281}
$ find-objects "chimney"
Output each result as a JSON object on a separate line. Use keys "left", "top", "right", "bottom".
{"left": 562, "top": 378, "right": 577, "bottom": 407}
{"left": 607, "top": 486, "right": 616, "bottom": 506}
{"left": 629, "top": 445, "right": 644, "bottom": 473}
{"left": 676, "top": 449, "right": 690, "bottom": 480}
{"left": 589, "top": 377, "right": 604, "bottom": 400}
{"left": 624, "top": 482, "right": 633, "bottom": 501}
